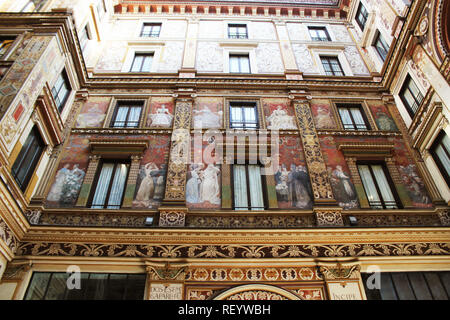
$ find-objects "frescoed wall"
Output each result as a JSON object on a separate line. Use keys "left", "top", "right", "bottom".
{"left": 262, "top": 98, "right": 297, "bottom": 130}
{"left": 146, "top": 96, "right": 174, "bottom": 128}
{"left": 310, "top": 100, "right": 338, "bottom": 130}
{"left": 192, "top": 97, "right": 223, "bottom": 129}
{"left": 320, "top": 136, "right": 359, "bottom": 210}
{"left": 76, "top": 97, "right": 111, "bottom": 128}
{"left": 366, "top": 101, "right": 398, "bottom": 131}
{"left": 390, "top": 137, "right": 432, "bottom": 208}
{"left": 187, "top": 139, "right": 221, "bottom": 209}
{"left": 274, "top": 136, "right": 313, "bottom": 209}
{"left": 46, "top": 135, "right": 90, "bottom": 207}
{"left": 132, "top": 135, "right": 170, "bottom": 209}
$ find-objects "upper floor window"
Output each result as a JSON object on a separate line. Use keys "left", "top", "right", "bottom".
{"left": 430, "top": 131, "right": 450, "bottom": 187}
{"left": 233, "top": 164, "right": 265, "bottom": 210}
{"left": 228, "top": 24, "right": 248, "bottom": 39}
{"left": 140, "top": 23, "right": 161, "bottom": 38}
{"left": 90, "top": 161, "right": 130, "bottom": 209}
{"left": 308, "top": 26, "right": 331, "bottom": 41}
{"left": 130, "top": 53, "right": 153, "bottom": 72}
{"left": 355, "top": 2, "right": 369, "bottom": 31}
{"left": 357, "top": 162, "right": 400, "bottom": 209}
{"left": 229, "top": 54, "right": 251, "bottom": 73}
{"left": 110, "top": 101, "right": 143, "bottom": 128}
{"left": 0, "top": 36, "right": 15, "bottom": 57}
{"left": 11, "top": 126, "right": 45, "bottom": 191}
{"left": 21, "top": 0, "right": 45, "bottom": 12}
{"left": 79, "top": 25, "right": 91, "bottom": 51}
{"left": 337, "top": 104, "right": 370, "bottom": 131}
{"left": 374, "top": 32, "right": 389, "bottom": 61}
{"left": 229, "top": 102, "right": 258, "bottom": 129}
{"left": 97, "top": 0, "right": 107, "bottom": 19}
{"left": 399, "top": 75, "right": 424, "bottom": 118}
{"left": 320, "top": 56, "right": 344, "bottom": 76}
{"left": 51, "top": 69, "right": 71, "bottom": 112}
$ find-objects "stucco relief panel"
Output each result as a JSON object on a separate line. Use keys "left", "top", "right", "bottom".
{"left": 95, "top": 41, "right": 127, "bottom": 72}
{"left": 255, "top": 43, "right": 284, "bottom": 73}
{"left": 291, "top": 44, "right": 319, "bottom": 74}
{"left": 344, "top": 46, "right": 369, "bottom": 76}
{"left": 330, "top": 25, "right": 352, "bottom": 42}
{"left": 286, "top": 23, "right": 309, "bottom": 41}
{"left": 196, "top": 42, "right": 224, "bottom": 72}
{"left": 158, "top": 41, "right": 184, "bottom": 72}
{"left": 250, "top": 22, "right": 277, "bottom": 40}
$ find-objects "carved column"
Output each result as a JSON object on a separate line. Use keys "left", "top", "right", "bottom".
{"left": 382, "top": 94, "right": 445, "bottom": 205}
{"left": 318, "top": 262, "right": 365, "bottom": 300}
{"left": 75, "top": 155, "right": 101, "bottom": 207}
{"left": 159, "top": 92, "right": 193, "bottom": 227}
{"left": 122, "top": 155, "right": 143, "bottom": 208}
{"left": 292, "top": 95, "right": 342, "bottom": 226}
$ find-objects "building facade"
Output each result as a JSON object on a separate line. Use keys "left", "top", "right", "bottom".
{"left": 0, "top": 0, "right": 449, "bottom": 300}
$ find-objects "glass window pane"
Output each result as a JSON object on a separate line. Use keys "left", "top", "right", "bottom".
{"left": 408, "top": 273, "right": 433, "bottom": 300}
{"left": 131, "top": 55, "right": 143, "bottom": 72}
{"left": 25, "top": 273, "right": 52, "bottom": 300}
{"left": 339, "top": 108, "right": 353, "bottom": 129}
{"left": 391, "top": 273, "right": 416, "bottom": 300}
{"left": 124, "top": 274, "right": 146, "bottom": 300}
{"left": 240, "top": 56, "right": 250, "bottom": 73}
{"left": 229, "top": 56, "right": 239, "bottom": 73}
{"left": 91, "top": 163, "right": 114, "bottom": 208}
{"left": 350, "top": 108, "right": 367, "bottom": 130}
{"left": 379, "top": 273, "right": 398, "bottom": 300}
{"left": 141, "top": 55, "right": 152, "bottom": 72}
{"left": 435, "top": 144, "right": 450, "bottom": 177}
{"left": 85, "top": 274, "right": 108, "bottom": 300}
{"left": 106, "top": 163, "right": 128, "bottom": 209}
{"left": 371, "top": 165, "right": 397, "bottom": 209}
{"left": 423, "top": 272, "right": 449, "bottom": 300}
{"left": 233, "top": 165, "right": 248, "bottom": 210}
{"left": 248, "top": 165, "right": 264, "bottom": 210}
{"left": 65, "top": 273, "right": 89, "bottom": 300}
{"left": 358, "top": 165, "right": 382, "bottom": 208}
{"left": 106, "top": 274, "right": 127, "bottom": 300}
{"left": 45, "top": 273, "right": 68, "bottom": 300}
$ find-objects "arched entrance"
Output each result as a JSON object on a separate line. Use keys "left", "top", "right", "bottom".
{"left": 212, "top": 284, "right": 303, "bottom": 300}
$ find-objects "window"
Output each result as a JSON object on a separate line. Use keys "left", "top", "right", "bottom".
{"left": 79, "top": 25, "right": 91, "bottom": 51}
{"left": 374, "top": 32, "right": 389, "bottom": 61}
{"left": 229, "top": 54, "right": 251, "bottom": 73}
{"left": 228, "top": 24, "right": 248, "bottom": 39}
{"left": 24, "top": 272, "right": 146, "bottom": 300}
{"left": 430, "top": 131, "right": 450, "bottom": 187}
{"left": 140, "top": 23, "right": 161, "bottom": 37}
{"left": 97, "top": 0, "right": 106, "bottom": 19}
{"left": 51, "top": 69, "right": 71, "bottom": 112}
{"left": 357, "top": 162, "right": 401, "bottom": 209}
{"left": 337, "top": 104, "right": 370, "bottom": 131}
{"left": 11, "top": 126, "right": 45, "bottom": 191}
{"left": 355, "top": 2, "right": 369, "bottom": 31}
{"left": 110, "top": 101, "right": 143, "bottom": 128}
{"left": 308, "top": 26, "right": 331, "bottom": 41}
{"left": 130, "top": 53, "right": 153, "bottom": 72}
{"left": 320, "top": 56, "right": 344, "bottom": 76}
{"left": 229, "top": 102, "right": 258, "bottom": 129}
{"left": 0, "top": 36, "right": 15, "bottom": 57}
{"left": 399, "top": 75, "right": 424, "bottom": 118}
{"left": 362, "top": 271, "right": 450, "bottom": 300}
{"left": 90, "top": 161, "right": 130, "bottom": 209}
{"left": 233, "top": 165, "right": 265, "bottom": 210}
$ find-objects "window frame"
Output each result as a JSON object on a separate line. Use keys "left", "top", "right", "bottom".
{"left": 110, "top": 101, "right": 144, "bottom": 128}
{"left": 399, "top": 75, "right": 424, "bottom": 119}
{"left": 355, "top": 2, "right": 369, "bottom": 31}
{"left": 229, "top": 102, "right": 259, "bottom": 129}
{"left": 308, "top": 26, "right": 331, "bottom": 42}
{"left": 0, "top": 36, "right": 17, "bottom": 58}
{"left": 430, "top": 131, "right": 450, "bottom": 188}
{"left": 140, "top": 23, "right": 162, "bottom": 38}
{"left": 79, "top": 24, "right": 91, "bottom": 51}
{"left": 11, "top": 126, "right": 46, "bottom": 191}
{"left": 336, "top": 103, "right": 371, "bottom": 131}
{"left": 51, "top": 69, "right": 71, "bottom": 113}
{"left": 373, "top": 31, "right": 390, "bottom": 62}
{"left": 320, "top": 55, "right": 345, "bottom": 76}
{"left": 228, "top": 53, "right": 251, "bottom": 74}
{"left": 357, "top": 161, "right": 402, "bottom": 210}
{"left": 231, "top": 164, "right": 268, "bottom": 211}
{"left": 130, "top": 53, "right": 154, "bottom": 72}
{"left": 227, "top": 24, "right": 248, "bottom": 39}
{"left": 88, "top": 160, "right": 131, "bottom": 210}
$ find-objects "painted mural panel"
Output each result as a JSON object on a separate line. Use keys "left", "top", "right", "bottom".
{"left": 391, "top": 137, "right": 432, "bottom": 208}
{"left": 320, "top": 136, "right": 359, "bottom": 209}
{"left": 192, "top": 97, "right": 223, "bottom": 129}
{"left": 46, "top": 135, "right": 90, "bottom": 207}
{"left": 275, "top": 136, "right": 313, "bottom": 209}
{"left": 310, "top": 100, "right": 338, "bottom": 129}
{"left": 187, "top": 139, "right": 221, "bottom": 209}
{"left": 262, "top": 98, "right": 297, "bottom": 130}
{"left": 75, "top": 97, "right": 111, "bottom": 128}
{"left": 146, "top": 96, "right": 175, "bottom": 128}
{"left": 366, "top": 101, "right": 398, "bottom": 131}
{"left": 132, "top": 135, "right": 170, "bottom": 209}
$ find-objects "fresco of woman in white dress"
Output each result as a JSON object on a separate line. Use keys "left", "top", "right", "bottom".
{"left": 193, "top": 106, "right": 222, "bottom": 129}
{"left": 133, "top": 162, "right": 166, "bottom": 208}
{"left": 198, "top": 164, "right": 221, "bottom": 205}
{"left": 186, "top": 164, "right": 202, "bottom": 204}
{"left": 149, "top": 105, "right": 173, "bottom": 127}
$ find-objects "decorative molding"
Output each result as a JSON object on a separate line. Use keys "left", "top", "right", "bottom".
{"left": 319, "top": 263, "right": 360, "bottom": 280}
{"left": 314, "top": 208, "right": 344, "bottom": 227}
{"left": 159, "top": 208, "right": 188, "bottom": 227}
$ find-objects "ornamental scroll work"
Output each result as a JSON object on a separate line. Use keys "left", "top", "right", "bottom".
{"left": 294, "top": 102, "right": 334, "bottom": 201}
{"left": 164, "top": 100, "right": 192, "bottom": 201}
